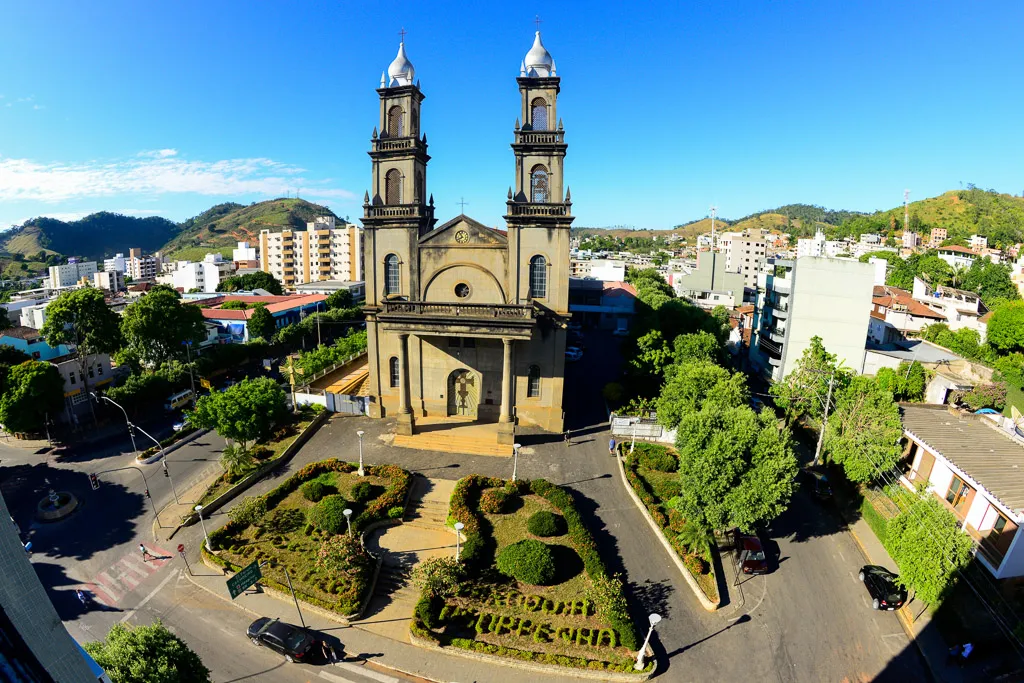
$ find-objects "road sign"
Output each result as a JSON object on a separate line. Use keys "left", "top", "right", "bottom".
{"left": 177, "top": 544, "right": 185, "bottom": 554}
{"left": 226, "top": 560, "right": 262, "bottom": 600}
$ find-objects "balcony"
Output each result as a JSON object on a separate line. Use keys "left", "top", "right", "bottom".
{"left": 370, "top": 137, "right": 425, "bottom": 153}
{"left": 364, "top": 203, "right": 426, "bottom": 219}
{"left": 758, "top": 335, "right": 783, "bottom": 358}
{"left": 769, "top": 299, "right": 789, "bottom": 317}
{"left": 506, "top": 203, "right": 570, "bottom": 217}
{"left": 769, "top": 326, "right": 787, "bottom": 344}
{"left": 514, "top": 130, "right": 565, "bottom": 145}
{"left": 376, "top": 300, "right": 537, "bottom": 339}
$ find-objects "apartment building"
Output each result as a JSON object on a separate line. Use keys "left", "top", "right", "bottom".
{"left": 259, "top": 216, "right": 363, "bottom": 288}
{"left": 796, "top": 229, "right": 848, "bottom": 259}
{"left": 103, "top": 252, "right": 127, "bottom": 273}
{"left": 48, "top": 260, "right": 98, "bottom": 289}
{"left": 233, "top": 241, "right": 257, "bottom": 262}
{"left": 92, "top": 269, "right": 125, "bottom": 293}
{"left": 911, "top": 277, "right": 988, "bottom": 340}
{"left": 935, "top": 245, "right": 977, "bottom": 270}
{"left": 128, "top": 253, "right": 160, "bottom": 280}
{"left": 750, "top": 256, "right": 875, "bottom": 382}
{"left": 672, "top": 251, "right": 744, "bottom": 309}
{"left": 720, "top": 229, "right": 768, "bottom": 288}
{"left": 169, "top": 253, "right": 234, "bottom": 293}
{"left": 930, "top": 227, "right": 948, "bottom": 247}
{"left": 902, "top": 230, "right": 921, "bottom": 249}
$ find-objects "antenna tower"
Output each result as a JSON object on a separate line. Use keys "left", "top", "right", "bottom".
{"left": 709, "top": 205, "right": 718, "bottom": 250}
{"left": 904, "top": 189, "right": 910, "bottom": 233}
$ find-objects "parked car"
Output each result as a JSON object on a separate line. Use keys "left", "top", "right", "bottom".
{"left": 172, "top": 418, "right": 189, "bottom": 432}
{"left": 612, "top": 327, "right": 630, "bottom": 337}
{"left": 859, "top": 565, "right": 907, "bottom": 610}
{"left": 566, "top": 322, "right": 582, "bottom": 332}
{"left": 750, "top": 397, "right": 765, "bottom": 413}
{"left": 246, "top": 617, "right": 316, "bottom": 662}
{"left": 802, "top": 467, "right": 833, "bottom": 502}
{"left": 565, "top": 347, "right": 583, "bottom": 362}
{"left": 734, "top": 533, "right": 769, "bottom": 575}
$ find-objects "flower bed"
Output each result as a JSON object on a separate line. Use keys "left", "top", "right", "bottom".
{"left": 204, "top": 459, "right": 411, "bottom": 616}
{"left": 416, "top": 476, "right": 649, "bottom": 674}
{"left": 622, "top": 444, "right": 719, "bottom": 602}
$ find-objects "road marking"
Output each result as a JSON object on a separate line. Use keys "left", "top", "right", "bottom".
{"left": 319, "top": 671, "right": 363, "bottom": 683}
{"left": 336, "top": 662, "right": 400, "bottom": 683}
{"left": 729, "top": 574, "right": 767, "bottom": 621}
{"left": 94, "top": 572, "right": 125, "bottom": 603}
{"left": 119, "top": 569, "right": 179, "bottom": 624}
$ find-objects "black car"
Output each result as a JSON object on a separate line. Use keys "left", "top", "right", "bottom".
{"left": 246, "top": 617, "right": 316, "bottom": 662}
{"left": 859, "top": 565, "right": 908, "bottom": 611}
{"left": 802, "top": 468, "right": 833, "bottom": 501}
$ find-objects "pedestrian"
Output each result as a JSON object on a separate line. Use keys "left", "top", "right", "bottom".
{"left": 76, "top": 589, "right": 89, "bottom": 607}
{"left": 139, "top": 543, "right": 151, "bottom": 562}
{"left": 946, "top": 644, "right": 962, "bottom": 666}
{"left": 608, "top": 437, "right": 616, "bottom": 455}
{"left": 320, "top": 640, "right": 331, "bottom": 663}
{"left": 960, "top": 642, "right": 973, "bottom": 667}
{"left": 564, "top": 430, "right": 571, "bottom": 447}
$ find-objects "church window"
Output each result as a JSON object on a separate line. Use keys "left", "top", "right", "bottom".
{"left": 388, "top": 105, "right": 405, "bottom": 137}
{"left": 385, "top": 169, "right": 403, "bottom": 205}
{"left": 415, "top": 170, "right": 424, "bottom": 202}
{"left": 454, "top": 283, "right": 470, "bottom": 299}
{"left": 389, "top": 357, "right": 400, "bottom": 388}
{"left": 531, "top": 98, "right": 548, "bottom": 131}
{"left": 527, "top": 365, "right": 541, "bottom": 398}
{"left": 530, "top": 166, "right": 549, "bottom": 203}
{"left": 384, "top": 254, "right": 400, "bottom": 295}
{"left": 529, "top": 255, "right": 547, "bottom": 299}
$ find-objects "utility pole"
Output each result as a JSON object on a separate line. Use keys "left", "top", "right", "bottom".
{"left": 812, "top": 367, "right": 836, "bottom": 467}
{"left": 709, "top": 205, "right": 718, "bottom": 251}
{"left": 904, "top": 189, "right": 911, "bottom": 237}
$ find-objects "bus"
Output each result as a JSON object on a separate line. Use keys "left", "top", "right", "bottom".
{"left": 164, "top": 390, "right": 194, "bottom": 411}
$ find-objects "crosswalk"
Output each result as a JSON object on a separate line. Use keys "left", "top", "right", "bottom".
{"left": 318, "top": 662, "right": 402, "bottom": 683}
{"left": 79, "top": 543, "right": 173, "bottom": 606}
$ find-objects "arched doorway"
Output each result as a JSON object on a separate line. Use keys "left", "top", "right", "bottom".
{"left": 447, "top": 369, "right": 478, "bottom": 417}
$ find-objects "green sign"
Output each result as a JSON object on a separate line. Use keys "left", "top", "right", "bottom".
{"left": 227, "top": 561, "right": 262, "bottom": 599}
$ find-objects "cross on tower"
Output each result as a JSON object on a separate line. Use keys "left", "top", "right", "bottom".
{"left": 534, "top": 15, "right": 543, "bottom": 31}
{"left": 398, "top": 27, "right": 407, "bottom": 43}
{"left": 457, "top": 197, "right": 470, "bottom": 213}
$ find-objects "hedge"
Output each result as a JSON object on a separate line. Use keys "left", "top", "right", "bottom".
{"left": 496, "top": 539, "right": 557, "bottom": 585}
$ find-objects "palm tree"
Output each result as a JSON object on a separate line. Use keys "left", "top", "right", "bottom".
{"left": 220, "top": 444, "right": 254, "bottom": 478}
{"left": 676, "top": 520, "right": 711, "bottom": 557}
{"left": 950, "top": 264, "right": 967, "bottom": 288}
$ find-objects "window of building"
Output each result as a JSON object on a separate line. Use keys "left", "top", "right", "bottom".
{"left": 88, "top": 367, "right": 94, "bottom": 379}
{"left": 527, "top": 365, "right": 541, "bottom": 397}
{"left": 385, "top": 169, "right": 402, "bottom": 205}
{"left": 464, "top": 338, "right": 475, "bottom": 348}
{"left": 529, "top": 255, "right": 547, "bottom": 299}
{"left": 389, "top": 357, "right": 400, "bottom": 388}
{"left": 384, "top": 254, "right": 400, "bottom": 295}
{"left": 97, "top": 365, "right": 103, "bottom": 375}
{"left": 69, "top": 373, "right": 76, "bottom": 385}
{"left": 946, "top": 476, "right": 973, "bottom": 513}
{"left": 991, "top": 513, "right": 1010, "bottom": 541}
{"left": 531, "top": 97, "right": 548, "bottom": 131}
{"left": 388, "top": 105, "right": 404, "bottom": 137}
{"left": 415, "top": 170, "right": 424, "bottom": 202}
{"left": 448, "top": 337, "right": 460, "bottom": 348}
{"left": 455, "top": 283, "right": 470, "bottom": 298}
{"left": 530, "top": 166, "right": 549, "bottom": 203}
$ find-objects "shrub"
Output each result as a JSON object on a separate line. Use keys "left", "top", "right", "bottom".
{"left": 387, "top": 506, "right": 404, "bottom": 519}
{"left": 300, "top": 479, "right": 330, "bottom": 502}
{"left": 588, "top": 573, "right": 639, "bottom": 650}
{"left": 527, "top": 510, "right": 565, "bottom": 537}
{"left": 350, "top": 480, "right": 381, "bottom": 503}
{"left": 315, "top": 534, "right": 372, "bottom": 580}
{"left": 683, "top": 553, "right": 708, "bottom": 575}
{"left": 480, "top": 487, "right": 513, "bottom": 514}
{"left": 228, "top": 496, "right": 266, "bottom": 527}
{"left": 414, "top": 594, "right": 443, "bottom": 630}
{"left": 307, "top": 495, "right": 349, "bottom": 535}
{"left": 496, "top": 539, "right": 556, "bottom": 585}
{"left": 412, "top": 557, "right": 466, "bottom": 598}
{"left": 636, "top": 443, "right": 677, "bottom": 472}
{"left": 260, "top": 508, "right": 305, "bottom": 534}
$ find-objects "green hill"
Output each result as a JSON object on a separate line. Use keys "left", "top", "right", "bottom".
{"left": 0, "top": 212, "right": 180, "bottom": 261}
{"left": 161, "top": 198, "right": 341, "bottom": 257}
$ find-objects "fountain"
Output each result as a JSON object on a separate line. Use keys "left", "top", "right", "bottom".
{"left": 35, "top": 488, "right": 79, "bottom": 522}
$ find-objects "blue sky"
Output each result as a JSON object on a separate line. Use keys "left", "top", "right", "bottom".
{"left": 1, "top": 0, "right": 1022, "bottom": 232}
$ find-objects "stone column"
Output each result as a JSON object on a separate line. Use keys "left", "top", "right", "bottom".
{"left": 397, "top": 333, "right": 414, "bottom": 435}
{"left": 499, "top": 338, "right": 514, "bottom": 423}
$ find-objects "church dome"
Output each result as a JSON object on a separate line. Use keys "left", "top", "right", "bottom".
{"left": 523, "top": 31, "right": 553, "bottom": 77}
{"left": 387, "top": 42, "right": 415, "bottom": 87}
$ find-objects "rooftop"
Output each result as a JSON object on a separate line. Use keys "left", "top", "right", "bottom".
{"left": 871, "top": 285, "right": 946, "bottom": 320}
{"left": 0, "top": 326, "right": 41, "bottom": 341}
{"left": 199, "top": 294, "right": 326, "bottom": 320}
{"left": 901, "top": 404, "right": 1024, "bottom": 513}
{"left": 937, "top": 245, "right": 978, "bottom": 256}
{"left": 866, "top": 339, "right": 961, "bottom": 364}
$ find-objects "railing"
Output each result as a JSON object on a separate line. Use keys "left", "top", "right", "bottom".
{"left": 364, "top": 204, "right": 423, "bottom": 218}
{"left": 381, "top": 300, "right": 535, "bottom": 320}
{"left": 294, "top": 351, "right": 368, "bottom": 389}
{"left": 515, "top": 130, "right": 565, "bottom": 144}
{"left": 758, "top": 336, "right": 783, "bottom": 357}
{"left": 373, "top": 138, "right": 418, "bottom": 152}
{"left": 507, "top": 203, "right": 569, "bottom": 217}
{"left": 769, "top": 299, "right": 789, "bottom": 313}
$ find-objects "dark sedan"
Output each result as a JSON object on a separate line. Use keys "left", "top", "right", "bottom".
{"left": 246, "top": 617, "right": 316, "bottom": 663}
{"left": 859, "top": 565, "right": 908, "bottom": 610}
{"left": 736, "top": 534, "right": 769, "bottom": 575}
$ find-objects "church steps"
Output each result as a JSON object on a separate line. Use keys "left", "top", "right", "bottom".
{"left": 392, "top": 433, "right": 511, "bottom": 457}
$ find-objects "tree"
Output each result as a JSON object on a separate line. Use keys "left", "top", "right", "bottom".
{"left": 961, "top": 257, "right": 1020, "bottom": 308}
{"left": 0, "top": 361, "right": 63, "bottom": 433}
{"left": 217, "top": 271, "right": 283, "bottom": 296}
{"left": 916, "top": 255, "right": 953, "bottom": 286}
{"left": 41, "top": 288, "right": 122, "bottom": 418}
{"left": 630, "top": 330, "right": 673, "bottom": 381}
{"left": 875, "top": 361, "right": 926, "bottom": 402}
{"left": 120, "top": 287, "right": 206, "bottom": 366}
{"left": 84, "top": 621, "right": 211, "bottom": 683}
{"left": 986, "top": 301, "right": 1024, "bottom": 353}
{"left": 326, "top": 289, "right": 354, "bottom": 309}
{"left": 823, "top": 376, "right": 903, "bottom": 483}
{"left": 886, "top": 493, "right": 974, "bottom": 605}
{"left": 656, "top": 361, "right": 748, "bottom": 430}
{"left": 770, "top": 336, "right": 850, "bottom": 425}
{"left": 188, "top": 377, "right": 286, "bottom": 452}
{"left": 246, "top": 303, "right": 276, "bottom": 341}
{"left": 672, "top": 330, "right": 724, "bottom": 367}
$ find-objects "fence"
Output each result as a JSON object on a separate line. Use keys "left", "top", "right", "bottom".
{"left": 608, "top": 413, "right": 677, "bottom": 445}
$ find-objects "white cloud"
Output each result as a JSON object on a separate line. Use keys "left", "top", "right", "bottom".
{"left": 0, "top": 150, "right": 356, "bottom": 203}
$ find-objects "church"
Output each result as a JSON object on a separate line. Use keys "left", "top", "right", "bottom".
{"left": 361, "top": 31, "right": 573, "bottom": 445}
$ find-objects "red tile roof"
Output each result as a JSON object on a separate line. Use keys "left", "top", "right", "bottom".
{"left": 199, "top": 294, "right": 326, "bottom": 321}
{"left": 602, "top": 281, "right": 637, "bottom": 297}
{"left": 871, "top": 286, "right": 946, "bottom": 320}
{"left": 937, "top": 245, "right": 977, "bottom": 255}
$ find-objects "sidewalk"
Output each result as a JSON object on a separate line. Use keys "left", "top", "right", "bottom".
{"left": 153, "top": 464, "right": 223, "bottom": 543}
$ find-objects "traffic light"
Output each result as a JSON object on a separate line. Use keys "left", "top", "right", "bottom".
{"left": 89, "top": 474, "right": 100, "bottom": 490}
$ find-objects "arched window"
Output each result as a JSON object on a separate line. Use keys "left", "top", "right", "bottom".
{"left": 415, "top": 170, "right": 424, "bottom": 202}
{"left": 529, "top": 255, "right": 547, "bottom": 299}
{"left": 531, "top": 97, "right": 548, "bottom": 131}
{"left": 411, "top": 108, "right": 419, "bottom": 136}
{"left": 530, "top": 165, "right": 549, "bottom": 203}
{"left": 389, "top": 357, "right": 400, "bottom": 388}
{"left": 385, "top": 169, "right": 402, "bottom": 205}
{"left": 388, "top": 105, "right": 404, "bottom": 137}
{"left": 527, "top": 365, "right": 541, "bottom": 398}
{"left": 384, "top": 254, "right": 400, "bottom": 295}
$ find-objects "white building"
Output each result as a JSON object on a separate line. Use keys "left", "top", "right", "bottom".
{"left": 970, "top": 235, "right": 988, "bottom": 252}
{"left": 722, "top": 229, "right": 768, "bottom": 289}
{"left": 796, "top": 229, "right": 849, "bottom": 259}
{"left": 18, "top": 303, "right": 49, "bottom": 330}
{"left": 233, "top": 241, "right": 258, "bottom": 262}
{"left": 103, "top": 253, "right": 127, "bottom": 273}
{"left": 671, "top": 251, "right": 744, "bottom": 309}
{"left": 911, "top": 276, "right": 988, "bottom": 340}
{"left": 48, "top": 261, "right": 98, "bottom": 289}
{"left": 169, "top": 253, "right": 234, "bottom": 293}
{"left": 128, "top": 254, "right": 160, "bottom": 280}
{"left": 902, "top": 231, "right": 921, "bottom": 249}
{"left": 750, "top": 256, "right": 875, "bottom": 382}
{"left": 935, "top": 245, "right": 977, "bottom": 270}
{"left": 259, "top": 216, "right": 363, "bottom": 288}
{"left": 92, "top": 270, "right": 124, "bottom": 293}
{"left": 293, "top": 279, "right": 366, "bottom": 304}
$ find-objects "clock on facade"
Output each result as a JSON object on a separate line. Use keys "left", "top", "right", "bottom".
{"left": 455, "top": 230, "right": 469, "bottom": 243}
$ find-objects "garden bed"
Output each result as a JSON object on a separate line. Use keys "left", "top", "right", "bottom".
{"left": 204, "top": 459, "right": 411, "bottom": 617}
{"left": 411, "top": 475, "right": 651, "bottom": 675}
{"left": 621, "top": 443, "right": 719, "bottom": 604}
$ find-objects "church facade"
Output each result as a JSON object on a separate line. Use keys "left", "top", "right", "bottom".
{"left": 361, "top": 32, "right": 572, "bottom": 443}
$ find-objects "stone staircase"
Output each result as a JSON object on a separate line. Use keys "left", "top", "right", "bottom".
{"left": 403, "top": 496, "right": 451, "bottom": 531}
{"left": 392, "top": 431, "right": 511, "bottom": 457}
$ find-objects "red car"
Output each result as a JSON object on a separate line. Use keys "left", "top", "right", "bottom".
{"left": 735, "top": 534, "right": 769, "bottom": 575}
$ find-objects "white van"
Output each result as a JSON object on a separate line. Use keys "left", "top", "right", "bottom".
{"left": 164, "top": 390, "right": 194, "bottom": 411}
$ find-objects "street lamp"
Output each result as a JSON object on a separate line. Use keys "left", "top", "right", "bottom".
{"left": 92, "top": 392, "right": 138, "bottom": 458}
{"left": 630, "top": 421, "right": 636, "bottom": 455}
{"left": 512, "top": 443, "right": 522, "bottom": 481}
{"left": 634, "top": 612, "right": 662, "bottom": 671}
{"left": 356, "top": 430, "right": 365, "bottom": 477}
{"left": 454, "top": 521, "right": 465, "bottom": 561}
{"left": 195, "top": 504, "right": 212, "bottom": 552}
{"left": 343, "top": 508, "right": 353, "bottom": 537}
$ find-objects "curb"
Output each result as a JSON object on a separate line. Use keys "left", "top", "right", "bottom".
{"left": 136, "top": 428, "right": 211, "bottom": 465}
{"left": 845, "top": 524, "right": 918, "bottom": 640}
{"left": 614, "top": 453, "right": 720, "bottom": 611}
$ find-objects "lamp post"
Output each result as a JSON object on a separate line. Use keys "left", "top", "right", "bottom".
{"left": 182, "top": 340, "right": 196, "bottom": 405}
{"left": 132, "top": 420, "right": 180, "bottom": 505}
{"left": 512, "top": 443, "right": 522, "bottom": 481}
{"left": 92, "top": 392, "right": 138, "bottom": 458}
{"left": 195, "top": 504, "right": 211, "bottom": 551}
{"left": 343, "top": 508, "right": 353, "bottom": 537}
{"left": 634, "top": 612, "right": 662, "bottom": 671}
{"left": 630, "top": 421, "right": 636, "bottom": 455}
{"left": 356, "top": 430, "right": 365, "bottom": 477}
{"left": 454, "top": 521, "right": 464, "bottom": 561}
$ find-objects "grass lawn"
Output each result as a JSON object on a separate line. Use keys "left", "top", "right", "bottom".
{"left": 636, "top": 466, "right": 681, "bottom": 503}
{"left": 1004, "top": 383, "right": 1024, "bottom": 419}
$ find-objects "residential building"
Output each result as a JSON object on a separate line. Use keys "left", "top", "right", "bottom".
{"left": 930, "top": 227, "right": 948, "bottom": 247}
{"left": 569, "top": 258, "right": 592, "bottom": 278}
{"left": 568, "top": 279, "right": 635, "bottom": 332}
{"left": 935, "top": 244, "right": 977, "bottom": 270}
{"left": 867, "top": 284, "right": 945, "bottom": 344}
{"left": 749, "top": 256, "right": 875, "bottom": 382}
{"left": 48, "top": 260, "right": 98, "bottom": 289}
{"left": 902, "top": 231, "right": 921, "bottom": 249}
{"left": 588, "top": 259, "right": 626, "bottom": 281}
{"left": 723, "top": 229, "right": 768, "bottom": 288}
{"left": 92, "top": 269, "right": 125, "bottom": 293}
{"left": 911, "top": 277, "right": 988, "bottom": 339}
{"left": 671, "top": 250, "right": 744, "bottom": 309}
{"left": 293, "top": 279, "right": 366, "bottom": 304}
{"left": 127, "top": 252, "right": 159, "bottom": 280}
{"left": 259, "top": 216, "right": 363, "bottom": 288}
{"left": 169, "top": 253, "right": 234, "bottom": 293}
{"left": 199, "top": 294, "right": 327, "bottom": 342}
{"left": 18, "top": 303, "right": 49, "bottom": 330}
{"left": 899, "top": 404, "right": 1024, "bottom": 579}
{"left": 233, "top": 241, "right": 257, "bottom": 262}
{"left": 103, "top": 252, "right": 127, "bottom": 273}
{"left": 796, "top": 229, "right": 847, "bottom": 259}
{"left": 970, "top": 234, "right": 988, "bottom": 252}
